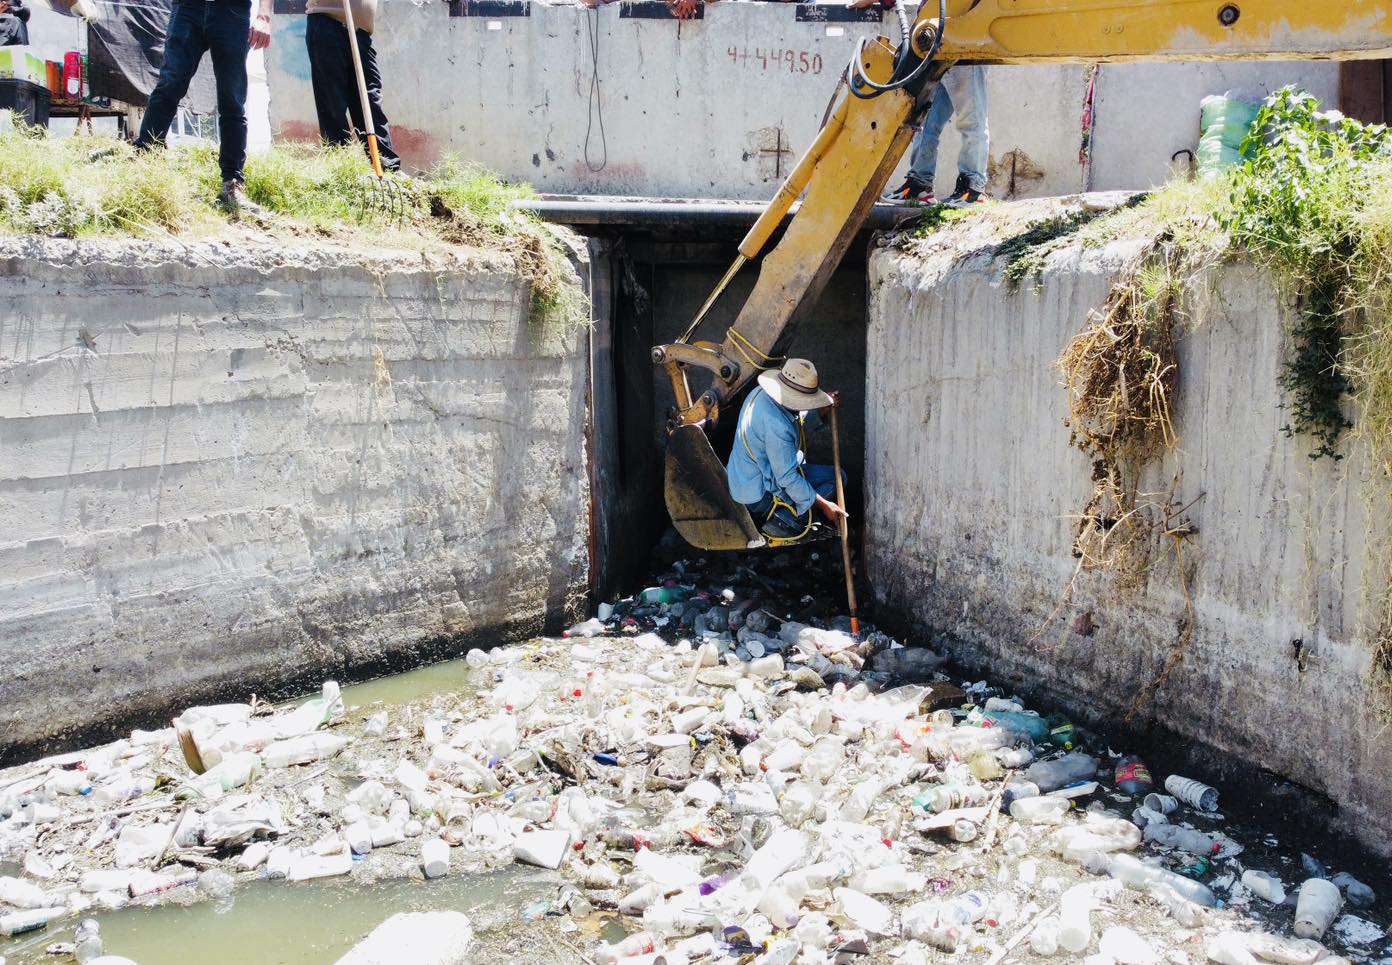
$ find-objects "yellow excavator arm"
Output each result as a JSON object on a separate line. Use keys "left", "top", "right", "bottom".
{"left": 658, "top": 0, "right": 1392, "bottom": 551}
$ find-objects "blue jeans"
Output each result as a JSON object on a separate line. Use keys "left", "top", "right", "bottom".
{"left": 136, "top": 0, "right": 251, "bottom": 184}
{"left": 909, "top": 65, "right": 989, "bottom": 193}
{"left": 744, "top": 464, "right": 843, "bottom": 535}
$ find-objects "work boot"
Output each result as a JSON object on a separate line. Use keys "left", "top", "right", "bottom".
{"left": 760, "top": 516, "right": 805, "bottom": 541}
{"left": 217, "top": 179, "right": 268, "bottom": 220}
{"left": 944, "top": 173, "right": 988, "bottom": 209}
{"left": 882, "top": 177, "right": 936, "bottom": 206}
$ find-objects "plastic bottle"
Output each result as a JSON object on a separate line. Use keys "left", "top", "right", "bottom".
{"left": 1108, "top": 854, "right": 1216, "bottom": 906}
{"left": 262, "top": 733, "right": 349, "bottom": 768}
{"left": 1021, "top": 753, "right": 1098, "bottom": 793}
{"left": 1001, "top": 781, "right": 1041, "bottom": 812}
{"left": 1057, "top": 884, "right": 1094, "bottom": 953}
{"left": 915, "top": 782, "right": 988, "bottom": 813}
{"left": 949, "top": 819, "right": 979, "bottom": 843}
{"left": 1293, "top": 877, "right": 1342, "bottom": 940}
{"left": 274, "top": 681, "right": 344, "bottom": 738}
{"left": 940, "top": 891, "right": 989, "bottom": 926}
{"left": 1046, "top": 715, "right": 1077, "bottom": 750}
{"left": 779, "top": 781, "right": 823, "bottom": 827}
{"left": 1029, "top": 915, "right": 1061, "bottom": 955}
{"left": 74, "top": 918, "right": 102, "bottom": 964}
{"left": 596, "top": 931, "right": 657, "bottom": 964}
{"left": 997, "top": 746, "right": 1034, "bottom": 768}
{"left": 1113, "top": 755, "right": 1154, "bottom": 795}
{"left": 1009, "top": 796, "right": 1070, "bottom": 825}
{"left": 984, "top": 696, "right": 1024, "bottom": 713}
{"left": 980, "top": 711, "right": 1050, "bottom": 742}
{"left": 800, "top": 737, "right": 845, "bottom": 782}
{"left": 0, "top": 906, "right": 66, "bottom": 937}
{"left": 47, "top": 770, "right": 91, "bottom": 796}
{"left": 841, "top": 776, "right": 888, "bottom": 824}
{"left": 1331, "top": 871, "right": 1376, "bottom": 908}
{"left": 0, "top": 876, "right": 50, "bottom": 909}
{"left": 421, "top": 838, "right": 449, "bottom": 879}
{"left": 92, "top": 774, "right": 156, "bottom": 805}
{"left": 1241, "top": 869, "right": 1285, "bottom": 903}
{"left": 1143, "top": 823, "right": 1217, "bottom": 856}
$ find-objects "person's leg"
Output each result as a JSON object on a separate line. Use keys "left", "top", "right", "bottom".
{"left": 205, "top": 0, "right": 251, "bottom": 184}
{"left": 801, "top": 463, "right": 844, "bottom": 502}
{"left": 135, "top": 0, "right": 206, "bottom": 150}
{"left": 947, "top": 65, "right": 990, "bottom": 192}
{"left": 907, "top": 80, "right": 954, "bottom": 188}
{"left": 356, "top": 30, "right": 400, "bottom": 171}
{"left": 305, "top": 13, "right": 355, "bottom": 147}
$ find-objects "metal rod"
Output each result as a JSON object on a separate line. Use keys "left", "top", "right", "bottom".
{"left": 678, "top": 254, "right": 745, "bottom": 344}
{"left": 830, "top": 403, "right": 859, "bottom": 636}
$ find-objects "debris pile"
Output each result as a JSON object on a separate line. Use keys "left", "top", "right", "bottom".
{"left": 1, "top": 548, "right": 1388, "bottom": 964}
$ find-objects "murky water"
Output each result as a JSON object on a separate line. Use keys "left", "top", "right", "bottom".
{"left": 1, "top": 656, "right": 527, "bottom": 965}
{"left": 1, "top": 865, "right": 564, "bottom": 965}
{"left": 290, "top": 656, "right": 482, "bottom": 717}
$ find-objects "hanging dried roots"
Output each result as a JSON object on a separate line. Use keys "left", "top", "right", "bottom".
{"left": 1058, "top": 255, "right": 1180, "bottom": 590}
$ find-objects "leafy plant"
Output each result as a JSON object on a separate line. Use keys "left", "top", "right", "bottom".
{"left": 1222, "top": 86, "right": 1389, "bottom": 459}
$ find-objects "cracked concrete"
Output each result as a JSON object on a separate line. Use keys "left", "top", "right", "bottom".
{"left": 0, "top": 235, "right": 591, "bottom": 762}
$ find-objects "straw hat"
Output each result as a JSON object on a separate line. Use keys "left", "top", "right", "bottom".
{"left": 757, "top": 358, "right": 833, "bottom": 411}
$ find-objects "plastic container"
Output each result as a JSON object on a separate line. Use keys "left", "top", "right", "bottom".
{"left": 940, "top": 890, "right": 989, "bottom": 926}
{"left": 915, "top": 782, "right": 988, "bottom": 813}
{"left": 1293, "top": 877, "right": 1342, "bottom": 940}
{"left": 779, "top": 780, "right": 823, "bottom": 826}
{"left": 1143, "top": 792, "right": 1178, "bottom": 814}
{"left": 0, "top": 876, "right": 49, "bottom": 909}
{"left": 74, "top": 918, "right": 103, "bottom": 964}
{"left": 93, "top": 774, "right": 155, "bottom": 805}
{"left": 421, "top": 838, "right": 450, "bottom": 879}
{"left": 1163, "top": 774, "right": 1219, "bottom": 812}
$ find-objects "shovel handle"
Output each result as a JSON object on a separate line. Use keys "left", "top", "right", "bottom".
{"left": 830, "top": 404, "right": 859, "bottom": 635}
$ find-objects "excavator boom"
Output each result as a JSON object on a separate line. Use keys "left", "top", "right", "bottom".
{"left": 658, "top": 0, "right": 1392, "bottom": 551}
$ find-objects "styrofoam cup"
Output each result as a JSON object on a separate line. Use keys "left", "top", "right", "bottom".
{"left": 1163, "top": 775, "right": 1218, "bottom": 812}
{"left": 1143, "top": 793, "right": 1179, "bottom": 814}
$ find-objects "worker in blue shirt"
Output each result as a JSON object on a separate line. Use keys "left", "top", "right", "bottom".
{"left": 726, "top": 358, "right": 848, "bottom": 541}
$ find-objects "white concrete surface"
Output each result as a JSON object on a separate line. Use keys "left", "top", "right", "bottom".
{"left": 0, "top": 236, "right": 589, "bottom": 758}
{"left": 263, "top": 2, "right": 1340, "bottom": 200}
{"left": 335, "top": 911, "right": 473, "bottom": 965}
{"left": 864, "top": 205, "right": 1391, "bottom": 855}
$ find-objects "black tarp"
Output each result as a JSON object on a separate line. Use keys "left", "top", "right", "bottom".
{"left": 84, "top": 0, "right": 216, "bottom": 111}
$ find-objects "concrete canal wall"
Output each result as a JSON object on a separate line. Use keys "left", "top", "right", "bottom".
{"left": 0, "top": 237, "right": 590, "bottom": 760}
{"left": 864, "top": 210, "right": 1392, "bottom": 856}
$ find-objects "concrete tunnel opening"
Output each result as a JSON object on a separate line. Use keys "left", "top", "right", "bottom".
{"left": 560, "top": 202, "right": 883, "bottom": 600}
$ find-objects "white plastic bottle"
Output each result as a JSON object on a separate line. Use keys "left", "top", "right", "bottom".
{"left": 1057, "top": 884, "right": 1094, "bottom": 953}
{"left": 262, "top": 733, "right": 349, "bottom": 768}
{"left": 1029, "top": 915, "right": 1061, "bottom": 956}
{"left": 596, "top": 931, "right": 658, "bottom": 964}
{"left": 1293, "top": 877, "right": 1342, "bottom": 940}
{"left": 1010, "top": 796, "right": 1071, "bottom": 825}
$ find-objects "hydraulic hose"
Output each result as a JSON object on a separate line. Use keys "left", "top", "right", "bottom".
{"left": 848, "top": 0, "right": 947, "bottom": 100}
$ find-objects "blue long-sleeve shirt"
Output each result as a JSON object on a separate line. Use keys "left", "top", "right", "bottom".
{"left": 726, "top": 387, "right": 817, "bottom": 515}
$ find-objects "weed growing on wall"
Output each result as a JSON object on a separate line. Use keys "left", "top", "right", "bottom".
{"left": 1222, "top": 87, "right": 1388, "bottom": 460}
{"left": 0, "top": 122, "right": 587, "bottom": 334}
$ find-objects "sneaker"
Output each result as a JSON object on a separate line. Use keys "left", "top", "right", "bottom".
{"left": 882, "top": 178, "right": 937, "bottom": 206}
{"left": 217, "top": 179, "right": 268, "bottom": 219}
{"left": 943, "top": 173, "right": 988, "bottom": 208}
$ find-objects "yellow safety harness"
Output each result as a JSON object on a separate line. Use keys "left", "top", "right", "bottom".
{"left": 739, "top": 389, "right": 813, "bottom": 542}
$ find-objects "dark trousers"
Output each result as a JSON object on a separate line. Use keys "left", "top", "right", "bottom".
{"left": 0, "top": 15, "right": 29, "bottom": 46}
{"left": 136, "top": 0, "right": 250, "bottom": 184}
{"left": 305, "top": 13, "right": 399, "bottom": 172}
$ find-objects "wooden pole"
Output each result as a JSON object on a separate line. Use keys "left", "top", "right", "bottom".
{"left": 829, "top": 404, "right": 859, "bottom": 635}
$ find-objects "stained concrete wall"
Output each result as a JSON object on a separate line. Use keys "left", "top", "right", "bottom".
{"left": 864, "top": 207, "right": 1391, "bottom": 855}
{"left": 0, "top": 236, "right": 589, "bottom": 761}
{"left": 265, "top": 2, "right": 1339, "bottom": 200}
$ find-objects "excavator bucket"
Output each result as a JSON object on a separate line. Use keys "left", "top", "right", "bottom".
{"left": 665, "top": 424, "right": 767, "bottom": 551}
